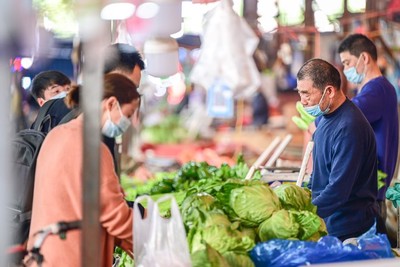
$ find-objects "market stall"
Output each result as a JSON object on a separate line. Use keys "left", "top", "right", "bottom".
{"left": 5, "top": 0, "right": 400, "bottom": 266}
{"left": 115, "top": 157, "right": 400, "bottom": 267}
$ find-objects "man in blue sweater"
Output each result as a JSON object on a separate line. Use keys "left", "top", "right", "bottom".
{"left": 338, "top": 34, "right": 399, "bottom": 243}
{"left": 297, "top": 58, "right": 379, "bottom": 240}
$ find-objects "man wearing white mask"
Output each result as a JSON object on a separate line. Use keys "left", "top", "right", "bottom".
{"left": 30, "top": 70, "right": 73, "bottom": 133}
{"left": 30, "top": 70, "right": 71, "bottom": 107}
{"left": 338, "top": 34, "right": 399, "bottom": 246}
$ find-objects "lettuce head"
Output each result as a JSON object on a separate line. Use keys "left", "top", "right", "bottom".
{"left": 181, "top": 193, "right": 219, "bottom": 229}
{"left": 191, "top": 225, "right": 255, "bottom": 254}
{"left": 273, "top": 183, "right": 316, "bottom": 212}
{"left": 291, "top": 210, "right": 327, "bottom": 240}
{"left": 229, "top": 184, "right": 281, "bottom": 227}
{"left": 222, "top": 251, "right": 254, "bottom": 267}
{"left": 258, "top": 209, "right": 299, "bottom": 241}
{"left": 203, "top": 211, "right": 231, "bottom": 228}
{"left": 191, "top": 243, "right": 230, "bottom": 267}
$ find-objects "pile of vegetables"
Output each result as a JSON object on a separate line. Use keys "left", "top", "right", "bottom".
{"left": 141, "top": 115, "right": 189, "bottom": 144}
{"left": 117, "top": 156, "right": 327, "bottom": 266}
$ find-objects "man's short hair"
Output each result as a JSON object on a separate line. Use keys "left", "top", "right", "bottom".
{"left": 338, "top": 34, "right": 378, "bottom": 61}
{"left": 31, "top": 70, "right": 71, "bottom": 99}
{"left": 104, "top": 43, "right": 145, "bottom": 74}
{"left": 297, "top": 58, "right": 342, "bottom": 91}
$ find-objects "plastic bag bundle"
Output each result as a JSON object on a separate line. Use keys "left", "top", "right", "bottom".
{"left": 134, "top": 195, "right": 192, "bottom": 267}
{"left": 250, "top": 230, "right": 393, "bottom": 267}
{"left": 190, "top": 0, "right": 260, "bottom": 100}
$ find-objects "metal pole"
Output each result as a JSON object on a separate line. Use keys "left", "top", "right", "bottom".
{"left": 296, "top": 141, "right": 314, "bottom": 187}
{"left": 111, "top": 20, "right": 114, "bottom": 42}
{"left": 76, "top": 1, "right": 107, "bottom": 266}
{"left": 0, "top": 1, "right": 14, "bottom": 264}
{"left": 265, "top": 134, "right": 293, "bottom": 168}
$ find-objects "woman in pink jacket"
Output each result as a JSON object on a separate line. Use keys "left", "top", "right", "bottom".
{"left": 28, "top": 73, "right": 141, "bottom": 266}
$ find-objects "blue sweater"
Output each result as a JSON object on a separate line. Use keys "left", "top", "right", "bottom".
{"left": 352, "top": 77, "right": 399, "bottom": 200}
{"left": 311, "top": 99, "right": 379, "bottom": 237}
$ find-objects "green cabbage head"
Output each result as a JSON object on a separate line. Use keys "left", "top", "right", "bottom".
{"left": 273, "top": 183, "right": 316, "bottom": 212}
{"left": 203, "top": 211, "right": 232, "bottom": 228}
{"left": 191, "top": 225, "right": 255, "bottom": 254}
{"left": 191, "top": 243, "right": 230, "bottom": 267}
{"left": 258, "top": 209, "right": 299, "bottom": 241}
{"left": 291, "top": 210, "right": 327, "bottom": 240}
{"left": 229, "top": 184, "right": 281, "bottom": 227}
{"left": 222, "top": 251, "right": 254, "bottom": 267}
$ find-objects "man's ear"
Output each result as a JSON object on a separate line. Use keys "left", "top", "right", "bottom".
{"left": 361, "top": 52, "right": 369, "bottom": 64}
{"left": 327, "top": 86, "right": 335, "bottom": 99}
{"left": 37, "top": 98, "right": 45, "bottom": 107}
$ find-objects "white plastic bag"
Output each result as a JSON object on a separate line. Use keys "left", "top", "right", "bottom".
{"left": 190, "top": 0, "right": 260, "bottom": 100}
{"left": 133, "top": 195, "right": 192, "bottom": 267}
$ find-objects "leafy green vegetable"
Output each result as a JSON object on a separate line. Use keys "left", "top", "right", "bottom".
{"left": 123, "top": 172, "right": 176, "bottom": 200}
{"left": 181, "top": 193, "right": 220, "bottom": 229}
{"left": 240, "top": 227, "right": 258, "bottom": 243}
{"left": 141, "top": 114, "right": 189, "bottom": 144}
{"left": 191, "top": 243, "right": 230, "bottom": 267}
{"left": 203, "top": 211, "right": 232, "bottom": 228}
{"left": 230, "top": 155, "right": 250, "bottom": 179}
{"left": 173, "top": 162, "right": 219, "bottom": 191}
{"left": 119, "top": 158, "right": 328, "bottom": 267}
{"left": 149, "top": 178, "right": 175, "bottom": 195}
{"left": 137, "top": 191, "right": 186, "bottom": 218}
{"left": 377, "top": 169, "right": 387, "bottom": 190}
{"left": 229, "top": 184, "right": 281, "bottom": 227}
{"left": 191, "top": 225, "right": 255, "bottom": 254}
{"left": 291, "top": 210, "right": 327, "bottom": 240}
{"left": 273, "top": 183, "right": 316, "bottom": 212}
{"left": 113, "top": 247, "right": 134, "bottom": 267}
{"left": 215, "top": 180, "right": 266, "bottom": 223}
{"left": 258, "top": 209, "right": 299, "bottom": 241}
{"left": 181, "top": 193, "right": 218, "bottom": 215}
{"left": 222, "top": 251, "right": 255, "bottom": 267}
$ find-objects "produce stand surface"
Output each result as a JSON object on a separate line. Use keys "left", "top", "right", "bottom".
{"left": 307, "top": 257, "right": 400, "bottom": 266}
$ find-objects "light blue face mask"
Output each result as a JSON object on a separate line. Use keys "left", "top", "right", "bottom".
{"left": 304, "top": 89, "right": 331, "bottom": 117}
{"left": 102, "top": 102, "right": 131, "bottom": 138}
{"left": 343, "top": 56, "right": 365, "bottom": 84}
{"left": 50, "top": 91, "right": 68, "bottom": 100}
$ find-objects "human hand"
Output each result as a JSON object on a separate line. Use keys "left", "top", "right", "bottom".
{"left": 291, "top": 101, "right": 316, "bottom": 130}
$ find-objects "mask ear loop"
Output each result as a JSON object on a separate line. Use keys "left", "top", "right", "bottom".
{"left": 361, "top": 53, "right": 368, "bottom": 76}
{"left": 355, "top": 53, "right": 365, "bottom": 75}
{"left": 116, "top": 101, "right": 125, "bottom": 119}
{"left": 318, "top": 88, "right": 328, "bottom": 107}
{"left": 106, "top": 100, "right": 116, "bottom": 123}
{"left": 322, "top": 87, "right": 332, "bottom": 113}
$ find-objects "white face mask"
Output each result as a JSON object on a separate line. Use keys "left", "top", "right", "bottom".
{"left": 101, "top": 102, "right": 131, "bottom": 138}
{"left": 50, "top": 91, "right": 68, "bottom": 100}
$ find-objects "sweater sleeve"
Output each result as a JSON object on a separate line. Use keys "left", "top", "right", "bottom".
{"left": 312, "top": 126, "right": 364, "bottom": 218}
{"left": 99, "top": 144, "right": 133, "bottom": 251}
{"left": 352, "top": 84, "right": 383, "bottom": 124}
